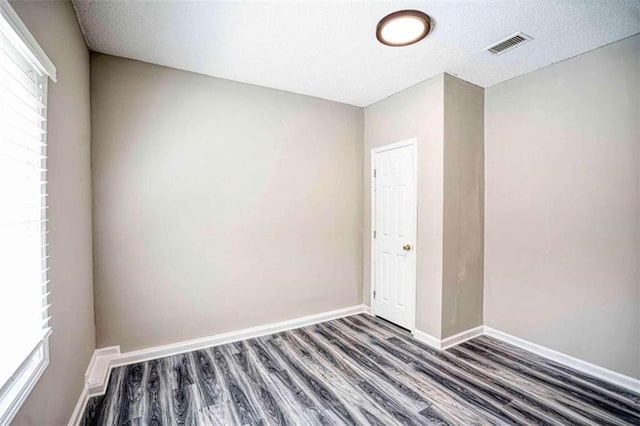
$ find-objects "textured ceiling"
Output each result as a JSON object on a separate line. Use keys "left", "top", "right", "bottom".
{"left": 72, "top": 1, "right": 640, "bottom": 107}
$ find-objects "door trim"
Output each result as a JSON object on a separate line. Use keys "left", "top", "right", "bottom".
{"left": 370, "top": 138, "right": 418, "bottom": 331}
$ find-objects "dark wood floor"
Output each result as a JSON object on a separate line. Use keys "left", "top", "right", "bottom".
{"left": 81, "top": 314, "right": 640, "bottom": 425}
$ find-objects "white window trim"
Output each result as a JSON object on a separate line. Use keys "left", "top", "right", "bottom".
{"left": 0, "top": 334, "right": 51, "bottom": 424}
{"left": 0, "top": 0, "right": 56, "bottom": 423}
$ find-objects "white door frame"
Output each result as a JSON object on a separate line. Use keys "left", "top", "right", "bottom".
{"left": 370, "top": 138, "right": 418, "bottom": 331}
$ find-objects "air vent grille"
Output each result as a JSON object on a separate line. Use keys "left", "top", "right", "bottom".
{"left": 485, "top": 32, "right": 532, "bottom": 55}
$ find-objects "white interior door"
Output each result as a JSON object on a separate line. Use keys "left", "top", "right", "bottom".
{"left": 372, "top": 140, "right": 417, "bottom": 330}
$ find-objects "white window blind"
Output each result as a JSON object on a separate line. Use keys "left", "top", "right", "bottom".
{"left": 0, "top": 1, "right": 55, "bottom": 423}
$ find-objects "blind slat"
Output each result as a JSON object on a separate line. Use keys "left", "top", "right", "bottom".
{"left": 0, "top": 48, "right": 38, "bottom": 94}
{"left": 0, "top": 133, "right": 45, "bottom": 156}
{"left": 0, "top": 218, "right": 47, "bottom": 228}
{"left": 0, "top": 74, "right": 45, "bottom": 112}
{"left": 0, "top": 125, "right": 45, "bottom": 151}
{"left": 0, "top": 42, "right": 39, "bottom": 87}
{"left": 0, "top": 156, "right": 46, "bottom": 173}
{"left": 0, "top": 85, "right": 47, "bottom": 121}
{"left": 0, "top": 57, "right": 38, "bottom": 103}
{"left": 0, "top": 225, "right": 48, "bottom": 236}
{"left": 0, "top": 59, "right": 38, "bottom": 101}
{"left": 0, "top": 148, "right": 45, "bottom": 165}
{"left": 0, "top": 103, "right": 47, "bottom": 131}
{"left": 0, "top": 142, "right": 45, "bottom": 164}
{"left": 0, "top": 115, "right": 47, "bottom": 143}
{"left": 0, "top": 95, "right": 47, "bottom": 125}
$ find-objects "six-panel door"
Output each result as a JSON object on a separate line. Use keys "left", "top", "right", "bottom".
{"left": 373, "top": 142, "right": 417, "bottom": 330}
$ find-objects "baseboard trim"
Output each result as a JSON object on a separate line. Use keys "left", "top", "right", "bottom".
{"left": 110, "top": 304, "right": 367, "bottom": 370}
{"left": 412, "top": 329, "right": 442, "bottom": 350}
{"left": 68, "top": 346, "right": 121, "bottom": 426}
{"left": 412, "top": 325, "right": 484, "bottom": 351}
{"left": 70, "top": 304, "right": 368, "bottom": 424}
{"left": 441, "top": 326, "right": 484, "bottom": 350}
{"left": 484, "top": 326, "right": 640, "bottom": 394}
{"left": 86, "top": 346, "right": 121, "bottom": 395}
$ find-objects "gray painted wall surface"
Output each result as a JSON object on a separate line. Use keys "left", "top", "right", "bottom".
{"left": 442, "top": 75, "right": 485, "bottom": 338}
{"left": 484, "top": 35, "right": 640, "bottom": 378}
{"left": 90, "top": 54, "right": 364, "bottom": 351}
{"left": 10, "top": 1, "right": 96, "bottom": 424}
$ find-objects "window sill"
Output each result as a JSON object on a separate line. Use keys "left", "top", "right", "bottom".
{"left": 0, "top": 335, "right": 50, "bottom": 425}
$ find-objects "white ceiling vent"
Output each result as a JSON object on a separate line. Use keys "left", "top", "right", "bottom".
{"left": 485, "top": 32, "right": 533, "bottom": 55}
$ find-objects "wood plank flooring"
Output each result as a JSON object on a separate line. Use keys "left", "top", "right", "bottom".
{"left": 81, "top": 314, "right": 640, "bottom": 425}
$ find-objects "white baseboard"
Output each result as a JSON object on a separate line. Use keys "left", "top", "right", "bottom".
{"left": 68, "top": 346, "right": 121, "bottom": 426}
{"left": 69, "top": 304, "right": 368, "bottom": 425}
{"left": 484, "top": 326, "right": 640, "bottom": 394}
{"left": 110, "top": 304, "right": 367, "bottom": 370}
{"left": 412, "top": 325, "right": 484, "bottom": 351}
{"left": 86, "top": 346, "right": 121, "bottom": 395}
{"left": 412, "top": 329, "right": 443, "bottom": 349}
{"left": 441, "top": 326, "right": 484, "bottom": 350}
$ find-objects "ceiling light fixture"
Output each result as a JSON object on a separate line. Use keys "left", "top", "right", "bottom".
{"left": 376, "top": 10, "right": 431, "bottom": 47}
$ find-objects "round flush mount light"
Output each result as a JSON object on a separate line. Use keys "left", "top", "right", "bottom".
{"left": 376, "top": 10, "right": 431, "bottom": 47}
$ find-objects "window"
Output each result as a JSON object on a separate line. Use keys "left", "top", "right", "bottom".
{"left": 0, "top": 1, "right": 56, "bottom": 423}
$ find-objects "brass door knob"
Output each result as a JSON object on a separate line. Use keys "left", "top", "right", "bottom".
{"left": 403, "top": 244, "right": 412, "bottom": 251}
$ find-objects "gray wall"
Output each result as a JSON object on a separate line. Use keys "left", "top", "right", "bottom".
{"left": 442, "top": 75, "right": 484, "bottom": 338}
{"left": 364, "top": 74, "right": 445, "bottom": 338}
{"left": 90, "top": 54, "right": 363, "bottom": 351}
{"left": 364, "top": 73, "right": 484, "bottom": 340}
{"left": 484, "top": 35, "right": 640, "bottom": 378}
{"left": 10, "top": 1, "right": 95, "bottom": 424}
